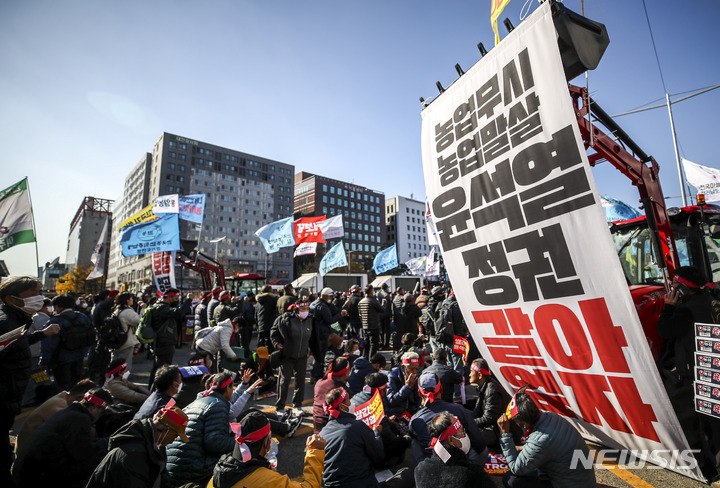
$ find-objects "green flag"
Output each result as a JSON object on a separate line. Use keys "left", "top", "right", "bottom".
{"left": 0, "top": 178, "right": 36, "bottom": 252}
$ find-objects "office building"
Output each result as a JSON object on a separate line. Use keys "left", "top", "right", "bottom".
{"left": 385, "top": 196, "right": 430, "bottom": 262}
{"left": 65, "top": 197, "right": 113, "bottom": 271}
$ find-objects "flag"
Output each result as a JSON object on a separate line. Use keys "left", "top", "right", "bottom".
{"left": 295, "top": 216, "right": 327, "bottom": 244}
{"left": 426, "top": 247, "right": 435, "bottom": 272}
{"left": 405, "top": 256, "right": 427, "bottom": 275}
{"left": 505, "top": 385, "right": 529, "bottom": 419}
{"left": 317, "top": 214, "right": 344, "bottom": 240}
{"left": 453, "top": 335, "right": 470, "bottom": 362}
{"left": 152, "top": 251, "right": 177, "bottom": 293}
{"left": 118, "top": 203, "right": 158, "bottom": 231}
{"left": 294, "top": 242, "right": 317, "bottom": 257}
{"left": 87, "top": 217, "right": 109, "bottom": 280}
{"left": 0, "top": 178, "right": 35, "bottom": 253}
{"left": 152, "top": 194, "right": 179, "bottom": 214}
{"left": 373, "top": 244, "right": 398, "bottom": 274}
{"left": 425, "top": 198, "right": 439, "bottom": 246}
{"left": 120, "top": 213, "right": 181, "bottom": 257}
{"left": 491, "top": 0, "right": 512, "bottom": 45}
{"left": 683, "top": 158, "right": 720, "bottom": 203}
{"left": 319, "top": 241, "right": 347, "bottom": 276}
{"left": 179, "top": 194, "right": 206, "bottom": 223}
{"left": 255, "top": 217, "right": 295, "bottom": 253}
{"left": 600, "top": 195, "right": 642, "bottom": 222}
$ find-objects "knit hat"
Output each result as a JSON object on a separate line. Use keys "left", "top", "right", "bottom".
{"left": 231, "top": 412, "right": 271, "bottom": 462}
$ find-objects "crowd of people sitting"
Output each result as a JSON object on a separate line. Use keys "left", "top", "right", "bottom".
{"left": 0, "top": 276, "right": 599, "bottom": 488}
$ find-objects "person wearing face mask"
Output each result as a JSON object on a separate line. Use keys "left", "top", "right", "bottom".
{"left": 409, "top": 371, "right": 486, "bottom": 464}
{"left": 135, "top": 364, "right": 182, "bottom": 420}
{"left": 209, "top": 411, "right": 326, "bottom": 488}
{"left": 12, "top": 387, "right": 113, "bottom": 488}
{"left": 1, "top": 276, "right": 61, "bottom": 486}
{"left": 40, "top": 293, "right": 95, "bottom": 391}
{"left": 497, "top": 393, "right": 596, "bottom": 488}
{"left": 312, "top": 357, "right": 351, "bottom": 433}
{"left": 322, "top": 333, "right": 344, "bottom": 372}
{"left": 346, "top": 352, "right": 386, "bottom": 396}
{"left": 414, "top": 412, "right": 495, "bottom": 488}
{"left": 271, "top": 294, "right": 314, "bottom": 417}
{"left": 147, "top": 288, "right": 193, "bottom": 390}
{"left": 21, "top": 297, "right": 53, "bottom": 406}
{"left": 309, "top": 288, "right": 348, "bottom": 381}
{"left": 86, "top": 402, "right": 189, "bottom": 488}
{"left": 320, "top": 387, "right": 413, "bottom": 488}
{"left": 104, "top": 357, "right": 151, "bottom": 406}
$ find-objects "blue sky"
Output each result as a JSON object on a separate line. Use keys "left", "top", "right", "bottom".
{"left": 1, "top": 0, "right": 718, "bottom": 277}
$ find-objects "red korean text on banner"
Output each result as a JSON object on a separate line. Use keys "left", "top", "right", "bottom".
{"left": 452, "top": 335, "right": 470, "bottom": 361}
{"left": 294, "top": 216, "right": 327, "bottom": 244}
{"left": 353, "top": 390, "right": 385, "bottom": 430}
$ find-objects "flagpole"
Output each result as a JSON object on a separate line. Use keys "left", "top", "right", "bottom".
{"left": 24, "top": 177, "right": 41, "bottom": 277}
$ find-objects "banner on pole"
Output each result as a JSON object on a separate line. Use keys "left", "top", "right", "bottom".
{"left": 683, "top": 158, "right": 720, "bottom": 202}
{"left": 317, "top": 214, "right": 344, "bottom": 240}
{"left": 420, "top": 2, "right": 698, "bottom": 478}
{"left": 118, "top": 204, "right": 158, "bottom": 231}
{"left": 120, "top": 213, "right": 180, "bottom": 257}
{"left": 373, "top": 244, "right": 398, "bottom": 275}
{"left": 319, "top": 241, "right": 347, "bottom": 276}
{"left": 452, "top": 335, "right": 470, "bottom": 362}
{"left": 295, "top": 216, "right": 327, "bottom": 244}
{"left": 294, "top": 242, "right": 317, "bottom": 257}
{"left": 152, "top": 251, "right": 177, "bottom": 293}
{"left": 179, "top": 194, "right": 206, "bottom": 223}
{"left": 87, "top": 217, "right": 109, "bottom": 280}
{"left": 153, "top": 194, "right": 179, "bottom": 214}
{"left": 255, "top": 217, "right": 295, "bottom": 254}
{"left": 0, "top": 178, "right": 36, "bottom": 253}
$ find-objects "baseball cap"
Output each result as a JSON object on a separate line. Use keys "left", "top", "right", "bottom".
{"left": 320, "top": 287, "right": 333, "bottom": 296}
{"left": 255, "top": 346, "right": 269, "bottom": 359}
{"left": 419, "top": 370, "right": 439, "bottom": 391}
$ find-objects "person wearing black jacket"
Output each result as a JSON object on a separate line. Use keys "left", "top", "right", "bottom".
{"left": 310, "top": 289, "right": 347, "bottom": 380}
{"left": 423, "top": 348, "right": 463, "bottom": 404}
{"left": 358, "top": 285, "right": 384, "bottom": 360}
{"left": 255, "top": 285, "right": 279, "bottom": 351}
{"left": 148, "top": 289, "right": 193, "bottom": 390}
{"left": 13, "top": 387, "right": 113, "bottom": 488}
{"left": 469, "top": 358, "right": 514, "bottom": 448}
{"left": 0, "top": 276, "right": 59, "bottom": 487}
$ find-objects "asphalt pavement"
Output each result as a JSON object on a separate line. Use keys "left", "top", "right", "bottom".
{"left": 10, "top": 340, "right": 711, "bottom": 488}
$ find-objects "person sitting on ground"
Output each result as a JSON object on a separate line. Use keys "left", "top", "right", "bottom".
{"left": 469, "top": 358, "right": 514, "bottom": 449}
{"left": 320, "top": 387, "right": 413, "bottom": 488}
{"left": 312, "top": 357, "right": 351, "bottom": 433}
{"left": 386, "top": 351, "right": 421, "bottom": 416}
{"left": 14, "top": 378, "right": 96, "bottom": 456}
{"left": 243, "top": 346, "right": 277, "bottom": 395}
{"left": 323, "top": 333, "right": 344, "bottom": 372}
{"left": 350, "top": 372, "right": 410, "bottom": 467}
{"left": 173, "top": 353, "right": 212, "bottom": 409}
{"left": 12, "top": 387, "right": 114, "bottom": 488}
{"left": 423, "top": 347, "right": 463, "bottom": 404}
{"left": 208, "top": 411, "right": 326, "bottom": 488}
{"left": 498, "top": 392, "right": 596, "bottom": 488}
{"left": 391, "top": 332, "right": 424, "bottom": 368}
{"left": 135, "top": 364, "right": 182, "bottom": 419}
{"left": 104, "top": 357, "right": 151, "bottom": 406}
{"left": 165, "top": 372, "right": 237, "bottom": 486}
{"left": 343, "top": 338, "right": 361, "bottom": 367}
{"left": 410, "top": 371, "right": 486, "bottom": 464}
{"left": 86, "top": 402, "right": 189, "bottom": 488}
{"left": 414, "top": 412, "right": 495, "bottom": 488}
{"left": 347, "top": 352, "right": 386, "bottom": 396}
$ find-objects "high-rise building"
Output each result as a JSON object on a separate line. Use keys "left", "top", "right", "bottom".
{"left": 385, "top": 196, "right": 430, "bottom": 262}
{"left": 294, "top": 171, "right": 386, "bottom": 271}
{"left": 65, "top": 197, "right": 113, "bottom": 271}
{"left": 108, "top": 133, "right": 294, "bottom": 293}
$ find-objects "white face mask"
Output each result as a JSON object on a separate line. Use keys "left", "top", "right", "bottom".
{"left": 46, "top": 306, "right": 54, "bottom": 314}
{"left": 14, "top": 295, "right": 45, "bottom": 315}
{"left": 122, "top": 371, "right": 130, "bottom": 380}
{"left": 454, "top": 434, "right": 471, "bottom": 454}
{"left": 298, "top": 311, "right": 309, "bottom": 320}
{"left": 76, "top": 299, "right": 81, "bottom": 306}
{"left": 352, "top": 349, "right": 361, "bottom": 356}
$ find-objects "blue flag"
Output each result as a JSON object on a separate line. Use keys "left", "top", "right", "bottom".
{"left": 120, "top": 213, "right": 180, "bottom": 257}
{"left": 319, "top": 241, "right": 348, "bottom": 276}
{"left": 179, "top": 194, "right": 206, "bottom": 223}
{"left": 373, "top": 244, "right": 398, "bottom": 274}
{"left": 255, "top": 216, "right": 295, "bottom": 253}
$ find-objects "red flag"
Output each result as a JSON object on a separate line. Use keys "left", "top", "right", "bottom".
{"left": 294, "top": 216, "right": 327, "bottom": 244}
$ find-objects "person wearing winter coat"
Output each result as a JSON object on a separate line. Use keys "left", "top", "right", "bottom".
{"left": 358, "top": 285, "right": 384, "bottom": 359}
{"left": 346, "top": 353, "right": 385, "bottom": 397}
{"left": 213, "top": 291, "right": 238, "bottom": 326}
{"left": 86, "top": 404, "right": 189, "bottom": 488}
{"left": 148, "top": 288, "right": 193, "bottom": 390}
{"left": 208, "top": 411, "right": 326, "bottom": 488}
{"left": 134, "top": 364, "right": 182, "bottom": 420}
{"left": 414, "top": 412, "right": 495, "bottom": 488}
{"left": 469, "top": 358, "right": 513, "bottom": 448}
{"left": 386, "top": 352, "right": 421, "bottom": 416}
{"left": 423, "top": 348, "right": 463, "bottom": 404}
{"left": 498, "top": 393, "right": 596, "bottom": 488}
{"left": 165, "top": 372, "right": 236, "bottom": 486}
{"left": 255, "top": 285, "right": 279, "bottom": 351}
{"left": 312, "top": 357, "right": 351, "bottom": 433}
{"left": 12, "top": 387, "right": 113, "bottom": 488}
{"left": 194, "top": 292, "right": 211, "bottom": 333}
{"left": 196, "top": 318, "right": 241, "bottom": 368}
{"left": 310, "top": 289, "right": 347, "bottom": 380}
{"left": 110, "top": 292, "right": 141, "bottom": 372}
{"left": 104, "top": 357, "right": 151, "bottom": 406}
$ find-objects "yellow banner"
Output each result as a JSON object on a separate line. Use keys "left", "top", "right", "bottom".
{"left": 118, "top": 204, "right": 158, "bottom": 231}
{"left": 491, "top": 0, "right": 512, "bottom": 45}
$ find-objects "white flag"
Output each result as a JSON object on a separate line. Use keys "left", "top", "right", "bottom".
{"left": 317, "top": 214, "right": 344, "bottom": 240}
{"left": 425, "top": 198, "right": 439, "bottom": 246}
{"left": 87, "top": 217, "right": 109, "bottom": 280}
{"left": 405, "top": 256, "right": 427, "bottom": 275}
{"left": 294, "top": 242, "right": 317, "bottom": 257}
{"left": 683, "top": 158, "right": 720, "bottom": 202}
{"left": 425, "top": 247, "right": 435, "bottom": 272}
{"left": 153, "top": 194, "right": 179, "bottom": 214}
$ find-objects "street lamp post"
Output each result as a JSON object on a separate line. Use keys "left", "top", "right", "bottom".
{"left": 209, "top": 236, "right": 227, "bottom": 262}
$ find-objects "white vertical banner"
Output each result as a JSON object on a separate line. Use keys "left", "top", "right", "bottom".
{"left": 421, "top": 2, "right": 699, "bottom": 479}
{"left": 87, "top": 217, "right": 109, "bottom": 280}
{"left": 683, "top": 158, "right": 720, "bottom": 202}
{"left": 152, "top": 251, "right": 177, "bottom": 293}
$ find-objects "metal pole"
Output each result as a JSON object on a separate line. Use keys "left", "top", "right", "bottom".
{"left": 666, "top": 93, "right": 687, "bottom": 206}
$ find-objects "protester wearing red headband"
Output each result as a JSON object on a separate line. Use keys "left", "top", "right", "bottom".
{"left": 468, "top": 358, "right": 514, "bottom": 450}
{"left": 104, "top": 357, "right": 150, "bottom": 406}
{"left": 386, "top": 351, "right": 421, "bottom": 417}
{"left": 312, "top": 357, "right": 351, "bottom": 434}
{"left": 147, "top": 287, "right": 193, "bottom": 390}
{"left": 206, "top": 411, "right": 326, "bottom": 488}
{"left": 414, "top": 412, "right": 495, "bottom": 488}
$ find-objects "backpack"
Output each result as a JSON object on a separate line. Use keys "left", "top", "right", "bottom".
{"left": 435, "top": 301, "right": 454, "bottom": 345}
{"left": 136, "top": 307, "right": 155, "bottom": 344}
{"left": 99, "top": 313, "right": 127, "bottom": 349}
{"left": 58, "top": 312, "right": 96, "bottom": 351}
{"left": 420, "top": 305, "right": 436, "bottom": 336}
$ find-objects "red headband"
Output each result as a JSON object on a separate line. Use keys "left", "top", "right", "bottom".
{"left": 471, "top": 363, "right": 491, "bottom": 376}
{"left": 419, "top": 381, "right": 442, "bottom": 404}
{"left": 105, "top": 362, "right": 128, "bottom": 380}
{"left": 203, "top": 376, "right": 233, "bottom": 397}
{"left": 156, "top": 399, "right": 188, "bottom": 429}
{"left": 164, "top": 291, "right": 180, "bottom": 297}
{"left": 327, "top": 362, "right": 350, "bottom": 380}
{"left": 324, "top": 389, "right": 348, "bottom": 419}
{"left": 429, "top": 417, "right": 462, "bottom": 449}
{"left": 84, "top": 392, "right": 108, "bottom": 409}
{"left": 401, "top": 357, "right": 420, "bottom": 366}
{"left": 676, "top": 276, "right": 702, "bottom": 289}
{"left": 188, "top": 357, "right": 205, "bottom": 366}
{"left": 230, "top": 422, "right": 272, "bottom": 462}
